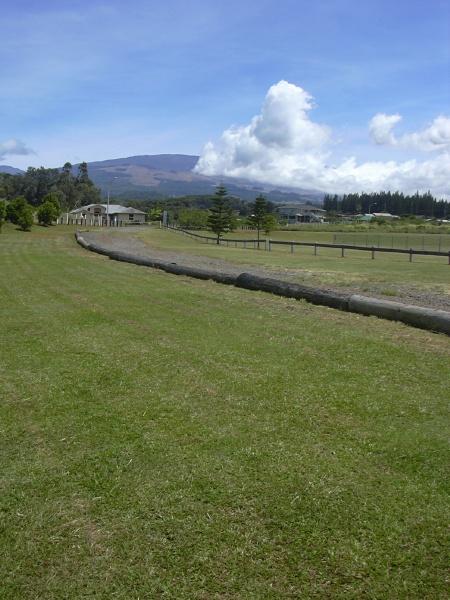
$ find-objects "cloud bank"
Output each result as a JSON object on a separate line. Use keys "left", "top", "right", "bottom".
{"left": 369, "top": 113, "right": 450, "bottom": 151}
{"left": 0, "top": 139, "right": 34, "bottom": 161}
{"left": 195, "top": 81, "right": 450, "bottom": 197}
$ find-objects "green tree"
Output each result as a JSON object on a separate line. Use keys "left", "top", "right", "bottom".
{"left": 263, "top": 213, "right": 278, "bottom": 235}
{"left": 77, "top": 162, "right": 89, "bottom": 183}
{"left": 42, "top": 192, "right": 61, "bottom": 214}
{"left": 207, "top": 185, "right": 234, "bottom": 244}
{"left": 147, "top": 206, "right": 163, "bottom": 221}
{"left": 178, "top": 208, "right": 208, "bottom": 229}
{"left": 6, "top": 196, "right": 28, "bottom": 224}
{"left": 37, "top": 201, "right": 59, "bottom": 226}
{"left": 58, "top": 162, "right": 78, "bottom": 210}
{"left": 247, "top": 194, "right": 269, "bottom": 247}
{"left": 0, "top": 200, "right": 6, "bottom": 232}
{"left": 17, "top": 204, "right": 34, "bottom": 231}
{"left": 21, "top": 166, "right": 59, "bottom": 205}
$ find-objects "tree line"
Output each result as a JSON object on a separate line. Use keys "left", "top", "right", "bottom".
{"left": 323, "top": 191, "right": 449, "bottom": 218}
{"left": 125, "top": 194, "right": 276, "bottom": 217}
{"left": 186, "top": 185, "right": 276, "bottom": 244}
{"left": 0, "top": 162, "right": 101, "bottom": 210}
{"left": 0, "top": 162, "right": 101, "bottom": 231}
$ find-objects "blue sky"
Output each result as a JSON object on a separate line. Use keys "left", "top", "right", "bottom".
{"left": 1, "top": 0, "right": 449, "bottom": 193}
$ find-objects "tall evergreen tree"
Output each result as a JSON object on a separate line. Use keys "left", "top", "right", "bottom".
{"left": 248, "top": 194, "right": 269, "bottom": 247}
{"left": 207, "top": 184, "right": 234, "bottom": 244}
{"left": 77, "top": 162, "right": 89, "bottom": 183}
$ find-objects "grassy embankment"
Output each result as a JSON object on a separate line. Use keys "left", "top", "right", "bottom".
{"left": 1, "top": 224, "right": 449, "bottom": 598}
{"left": 135, "top": 227, "right": 450, "bottom": 295}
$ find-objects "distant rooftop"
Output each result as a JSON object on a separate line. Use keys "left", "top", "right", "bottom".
{"left": 277, "top": 203, "right": 325, "bottom": 212}
{"left": 70, "top": 203, "right": 145, "bottom": 214}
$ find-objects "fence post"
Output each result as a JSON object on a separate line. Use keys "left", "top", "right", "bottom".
{"left": 265, "top": 239, "right": 267, "bottom": 251}
{"left": 409, "top": 248, "right": 413, "bottom": 262}
{"left": 341, "top": 246, "right": 345, "bottom": 258}
{"left": 371, "top": 247, "right": 375, "bottom": 260}
{"left": 268, "top": 239, "right": 271, "bottom": 252}
{"left": 314, "top": 243, "right": 317, "bottom": 256}
{"left": 448, "top": 251, "right": 450, "bottom": 265}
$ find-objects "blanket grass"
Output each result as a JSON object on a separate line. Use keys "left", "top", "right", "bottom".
{"left": 135, "top": 227, "right": 450, "bottom": 293}
{"left": 1, "top": 225, "right": 449, "bottom": 598}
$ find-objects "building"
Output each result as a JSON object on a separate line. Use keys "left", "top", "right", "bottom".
{"left": 371, "top": 212, "right": 400, "bottom": 220}
{"left": 63, "top": 204, "right": 146, "bottom": 226}
{"left": 277, "top": 203, "right": 326, "bottom": 224}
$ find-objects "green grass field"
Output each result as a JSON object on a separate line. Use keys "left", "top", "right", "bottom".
{"left": 232, "top": 228, "right": 450, "bottom": 252}
{"left": 1, "top": 224, "right": 449, "bottom": 598}
{"left": 169, "top": 226, "right": 450, "bottom": 252}
{"left": 136, "top": 227, "right": 450, "bottom": 294}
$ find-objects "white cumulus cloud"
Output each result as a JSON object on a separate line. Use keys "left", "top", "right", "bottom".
{"left": 369, "top": 113, "right": 402, "bottom": 145}
{"left": 195, "top": 81, "right": 450, "bottom": 197}
{"left": 0, "top": 138, "right": 35, "bottom": 161}
{"left": 369, "top": 113, "right": 450, "bottom": 151}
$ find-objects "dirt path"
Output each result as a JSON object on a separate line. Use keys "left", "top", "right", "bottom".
{"left": 82, "top": 228, "right": 450, "bottom": 312}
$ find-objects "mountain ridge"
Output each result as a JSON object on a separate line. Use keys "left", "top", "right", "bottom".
{"left": 0, "top": 165, "right": 24, "bottom": 175}
{"left": 1, "top": 154, "right": 323, "bottom": 204}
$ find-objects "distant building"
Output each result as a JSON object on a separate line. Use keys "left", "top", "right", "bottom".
{"left": 371, "top": 212, "right": 400, "bottom": 219}
{"left": 277, "top": 203, "right": 326, "bottom": 224}
{"left": 354, "top": 214, "right": 375, "bottom": 222}
{"left": 63, "top": 203, "right": 146, "bottom": 226}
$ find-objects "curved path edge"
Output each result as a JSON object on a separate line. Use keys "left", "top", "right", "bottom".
{"left": 75, "top": 232, "right": 450, "bottom": 336}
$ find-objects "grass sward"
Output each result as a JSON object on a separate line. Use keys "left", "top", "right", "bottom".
{"left": 1, "top": 225, "right": 449, "bottom": 598}
{"left": 134, "top": 227, "right": 450, "bottom": 293}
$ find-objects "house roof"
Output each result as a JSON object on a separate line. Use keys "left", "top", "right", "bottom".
{"left": 278, "top": 204, "right": 326, "bottom": 212}
{"left": 372, "top": 212, "right": 399, "bottom": 218}
{"left": 70, "top": 204, "right": 146, "bottom": 215}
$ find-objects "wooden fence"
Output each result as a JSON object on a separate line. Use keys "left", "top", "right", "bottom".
{"left": 167, "top": 226, "right": 450, "bottom": 264}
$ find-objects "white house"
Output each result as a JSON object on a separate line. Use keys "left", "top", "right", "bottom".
{"left": 277, "top": 204, "right": 326, "bottom": 224}
{"left": 62, "top": 204, "right": 146, "bottom": 226}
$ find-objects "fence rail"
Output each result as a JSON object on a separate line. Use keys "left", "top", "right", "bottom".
{"left": 333, "top": 232, "right": 450, "bottom": 252}
{"left": 167, "top": 226, "right": 450, "bottom": 263}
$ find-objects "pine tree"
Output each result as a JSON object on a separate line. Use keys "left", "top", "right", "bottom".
{"left": 247, "top": 194, "right": 269, "bottom": 247}
{"left": 207, "top": 185, "right": 234, "bottom": 244}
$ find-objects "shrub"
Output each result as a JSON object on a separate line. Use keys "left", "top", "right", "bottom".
{"left": 17, "top": 205, "right": 34, "bottom": 231}
{"left": 42, "top": 192, "right": 61, "bottom": 214}
{"left": 37, "top": 201, "right": 59, "bottom": 226}
{"left": 6, "top": 196, "right": 28, "bottom": 224}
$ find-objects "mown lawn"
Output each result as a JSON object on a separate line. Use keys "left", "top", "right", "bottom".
{"left": 136, "top": 227, "right": 450, "bottom": 293}
{"left": 1, "top": 225, "right": 449, "bottom": 599}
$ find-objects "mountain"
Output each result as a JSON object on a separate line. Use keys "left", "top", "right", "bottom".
{"left": 78, "top": 154, "right": 323, "bottom": 204}
{"left": 0, "top": 165, "right": 24, "bottom": 175}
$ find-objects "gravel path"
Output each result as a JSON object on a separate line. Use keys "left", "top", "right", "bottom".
{"left": 82, "top": 229, "right": 450, "bottom": 312}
